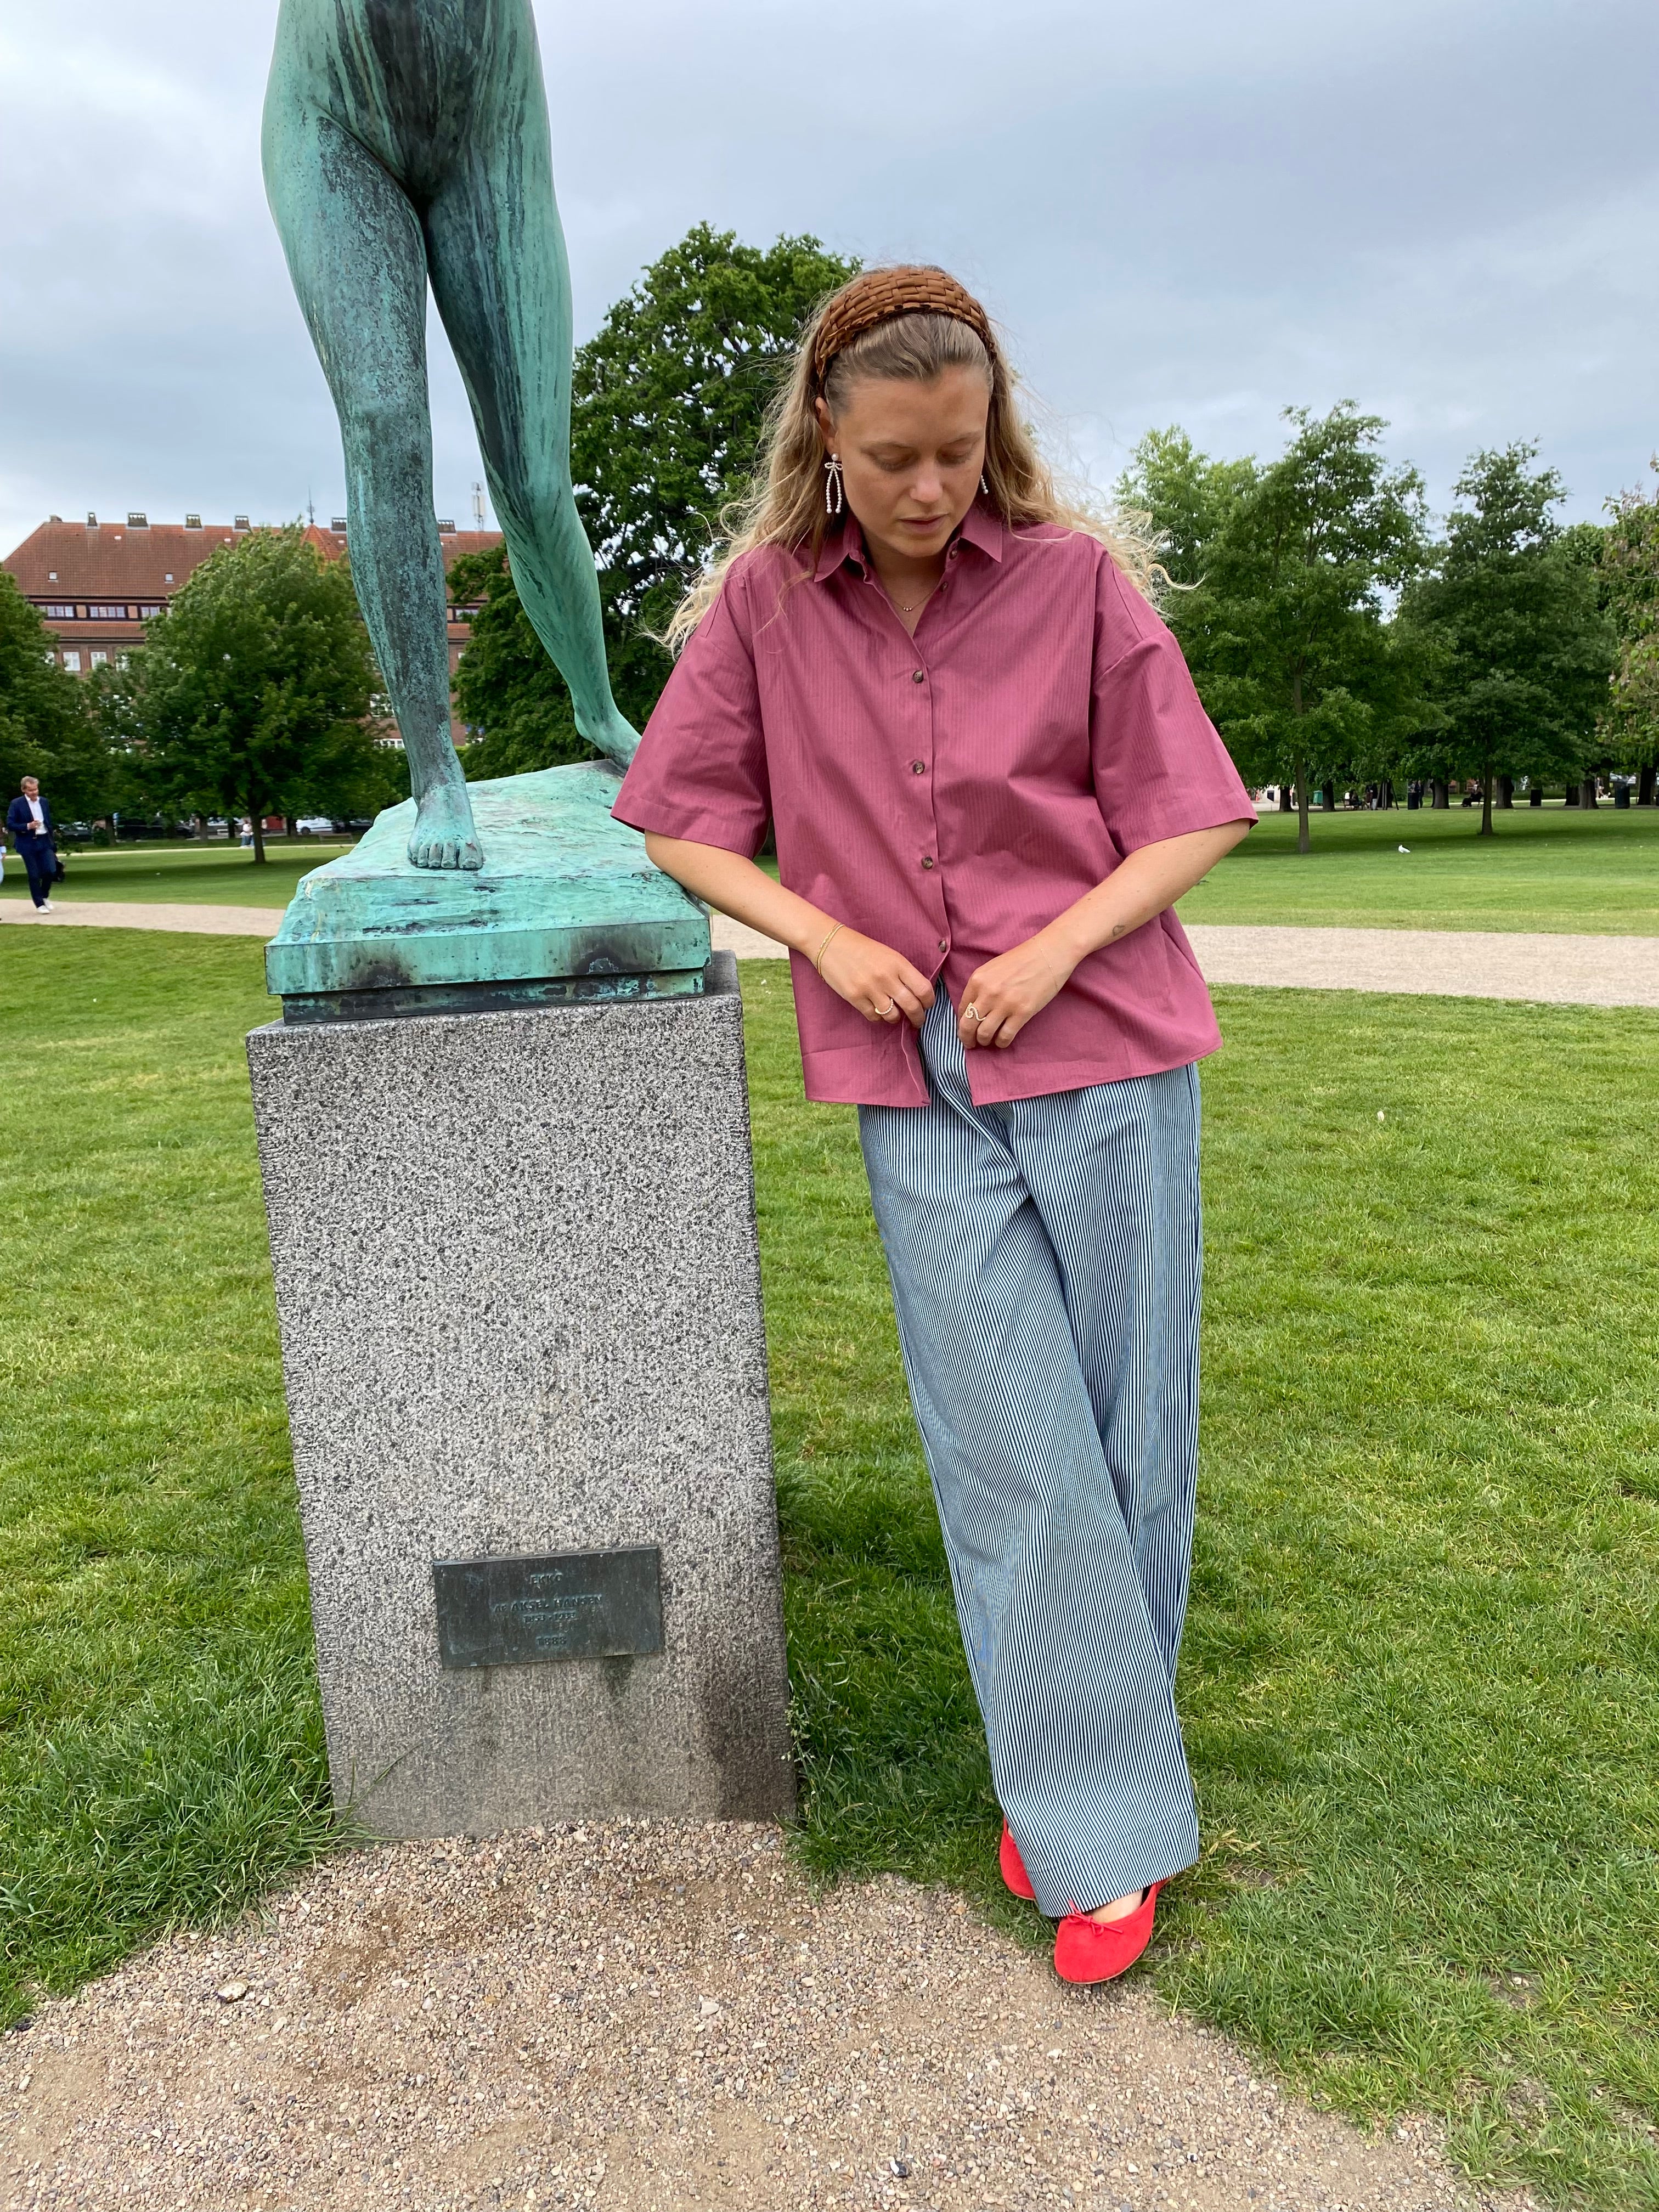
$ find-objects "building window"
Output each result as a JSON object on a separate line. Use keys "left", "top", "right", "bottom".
{"left": 87, "top": 603, "right": 129, "bottom": 619}
{"left": 127, "top": 511, "right": 148, "bottom": 528}
{"left": 63, "top": 651, "right": 81, "bottom": 673}
{"left": 330, "top": 517, "right": 348, "bottom": 533}
{"left": 234, "top": 515, "right": 250, "bottom": 530}
{"left": 185, "top": 513, "right": 201, "bottom": 529}
{"left": 138, "top": 602, "right": 165, "bottom": 618}
{"left": 90, "top": 651, "right": 108, "bottom": 668}
{"left": 43, "top": 602, "right": 75, "bottom": 619}
{"left": 163, "top": 573, "right": 174, "bottom": 584}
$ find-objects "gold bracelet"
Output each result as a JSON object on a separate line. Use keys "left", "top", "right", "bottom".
{"left": 814, "top": 921, "right": 844, "bottom": 977}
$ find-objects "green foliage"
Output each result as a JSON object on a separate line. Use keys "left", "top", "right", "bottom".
{"left": 449, "top": 542, "right": 589, "bottom": 778}
{"left": 1397, "top": 446, "right": 1615, "bottom": 827}
{"left": 458, "top": 223, "right": 858, "bottom": 777}
{"left": 0, "top": 571, "right": 112, "bottom": 818}
{"left": 1167, "top": 405, "right": 1431, "bottom": 849}
{"left": 127, "top": 527, "right": 390, "bottom": 856}
{"left": 1599, "top": 464, "right": 1659, "bottom": 776}
{"left": 1115, "top": 426, "right": 1254, "bottom": 589}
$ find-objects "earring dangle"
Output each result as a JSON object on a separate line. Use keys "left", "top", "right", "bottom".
{"left": 824, "top": 453, "right": 844, "bottom": 517}
{"left": 980, "top": 469, "right": 991, "bottom": 495}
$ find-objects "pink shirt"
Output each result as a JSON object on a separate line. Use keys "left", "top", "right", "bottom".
{"left": 613, "top": 502, "right": 1255, "bottom": 1108}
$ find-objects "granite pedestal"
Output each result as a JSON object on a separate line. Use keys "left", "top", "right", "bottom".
{"left": 246, "top": 952, "right": 795, "bottom": 1836}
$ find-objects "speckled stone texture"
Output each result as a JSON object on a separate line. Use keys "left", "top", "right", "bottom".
{"left": 245, "top": 952, "right": 794, "bottom": 1836}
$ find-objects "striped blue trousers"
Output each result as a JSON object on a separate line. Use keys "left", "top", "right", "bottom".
{"left": 858, "top": 996, "right": 1203, "bottom": 1916}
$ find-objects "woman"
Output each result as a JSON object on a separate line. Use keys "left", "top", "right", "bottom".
{"left": 613, "top": 267, "right": 1254, "bottom": 1984}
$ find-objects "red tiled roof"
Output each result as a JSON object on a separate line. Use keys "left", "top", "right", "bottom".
{"left": 2, "top": 520, "right": 504, "bottom": 600}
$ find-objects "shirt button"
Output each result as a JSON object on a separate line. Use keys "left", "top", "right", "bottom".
{"left": 938, "top": 938, "right": 949, "bottom": 952}
{"left": 910, "top": 759, "right": 926, "bottom": 775}
{"left": 911, "top": 669, "right": 926, "bottom": 684}
{"left": 921, "top": 856, "right": 936, "bottom": 870}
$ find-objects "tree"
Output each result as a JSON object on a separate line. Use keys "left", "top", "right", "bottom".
{"left": 1115, "top": 426, "right": 1254, "bottom": 590}
{"left": 1599, "top": 464, "right": 1659, "bottom": 802}
{"left": 456, "top": 223, "right": 859, "bottom": 777}
{"left": 131, "top": 527, "right": 384, "bottom": 861}
{"left": 1397, "top": 447, "right": 1615, "bottom": 833}
{"left": 0, "top": 572, "right": 114, "bottom": 818}
{"left": 1162, "top": 405, "right": 1431, "bottom": 851}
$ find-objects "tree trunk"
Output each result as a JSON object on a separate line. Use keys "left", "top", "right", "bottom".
{"left": 1320, "top": 780, "right": 1336, "bottom": 815}
{"left": 285, "top": 814, "right": 298, "bottom": 842}
{"left": 1497, "top": 775, "right": 1514, "bottom": 809}
{"left": 1431, "top": 778, "right": 1449, "bottom": 809}
{"left": 1529, "top": 782, "right": 1543, "bottom": 806}
{"left": 1278, "top": 784, "right": 1294, "bottom": 812}
{"left": 1479, "top": 765, "right": 1494, "bottom": 837}
{"left": 1581, "top": 776, "right": 1599, "bottom": 809}
{"left": 1639, "top": 761, "right": 1657, "bottom": 806}
{"left": 1564, "top": 783, "right": 1578, "bottom": 806}
{"left": 1296, "top": 755, "right": 1311, "bottom": 855}
{"left": 251, "top": 804, "right": 267, "bottom": 865}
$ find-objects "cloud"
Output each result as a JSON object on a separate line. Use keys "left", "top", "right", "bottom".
{"left": 4, "top": 0, "right": 1655, "bottom": 556}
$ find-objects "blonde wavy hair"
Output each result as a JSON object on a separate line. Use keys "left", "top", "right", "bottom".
{"left": 661, "top": 267, "right": 1161, "bottom": 651}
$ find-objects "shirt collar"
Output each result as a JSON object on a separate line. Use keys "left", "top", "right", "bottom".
{"left": 811, "top": 497, "right": 1006, "bottom": 584}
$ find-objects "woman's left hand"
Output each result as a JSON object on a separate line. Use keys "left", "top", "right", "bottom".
{"left": 958, "top": 930, "right": 1078, "bottom": 1049}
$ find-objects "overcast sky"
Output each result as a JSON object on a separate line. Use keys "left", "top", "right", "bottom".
{"left": 4, "top": 0, "right": 1656, "bottom": 557}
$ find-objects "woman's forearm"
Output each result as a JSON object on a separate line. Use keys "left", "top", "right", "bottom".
{"left": 642, "top": 834, "right": 837, "bottom": 961}
{"left": 1042, "top": 821, "right": 1251, "bottom": 966}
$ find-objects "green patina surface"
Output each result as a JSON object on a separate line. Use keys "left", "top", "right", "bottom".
{"left": 264, "top": 763, "right": 708, "bottom": 1002}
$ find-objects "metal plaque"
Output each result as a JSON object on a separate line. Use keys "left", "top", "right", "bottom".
{"left": 432, "top": 1547, "right": 663, "bottom": 1671}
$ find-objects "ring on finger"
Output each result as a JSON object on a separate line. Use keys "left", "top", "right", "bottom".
{"left": 962, "top": 1001, "right": 981, "bottom": 1023}
{"left": 876, "top": 996, "right": 895, "bottom": 1017}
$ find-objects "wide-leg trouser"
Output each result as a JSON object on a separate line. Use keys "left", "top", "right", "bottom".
{"left": 857, "top": 997, "right": 1203, "bottom": 1916}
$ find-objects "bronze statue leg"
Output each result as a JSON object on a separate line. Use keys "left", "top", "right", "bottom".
{"left": 262, "top": 94, "right": 484, "bottom": 870}
{"left": 422, "top": 10, "right": 638, "bottom": 770}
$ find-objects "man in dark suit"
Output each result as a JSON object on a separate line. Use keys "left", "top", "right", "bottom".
{"left": 7, "top": 777, "right": 57, "bottom": 911}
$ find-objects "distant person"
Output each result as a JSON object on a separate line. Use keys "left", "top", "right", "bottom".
{"left": 7, "top": 777, "right": 58, "bottom": 912}
{"left": 617, "top": 267, "right": 1255, "bottom": 1985}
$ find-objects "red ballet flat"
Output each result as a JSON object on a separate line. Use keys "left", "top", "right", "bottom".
{"left": 1053, "top": 1882, "right": 1163, "bottom": 1984}
{"left": 999, "top": 1821, "right": 1036, "bottom": 1901}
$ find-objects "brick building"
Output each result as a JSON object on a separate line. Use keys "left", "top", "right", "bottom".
{"left": 1, "top": 512, "right": 502, "bottom": 716}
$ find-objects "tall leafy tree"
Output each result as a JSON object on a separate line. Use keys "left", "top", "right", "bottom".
{"left": 1170, "top": 405, "right": 1430, "bottom": 852}
{"left": 1398, "top": 446, "right": 1614, "bottom": 833}
{"left": 1115, "top": 426, "right": 1254, "bottom": 589}
{"left": 130, "top": 527, "right": 385, "bottom": 861}
{"left": 456, "top": 223, "right": 859, "bottom": 778}
{"left": 0, "top": 572, "right": 112, "bottom": 818}
{"left": 1599, "top": 464, "right": 1659, "bottom": 802}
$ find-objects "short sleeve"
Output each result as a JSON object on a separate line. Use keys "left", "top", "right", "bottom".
{"left": 611, "top": 567, "right": 771, "bottom": 858}
{"left": 1088, "top": 558, "right": 1256, "bottom": 854}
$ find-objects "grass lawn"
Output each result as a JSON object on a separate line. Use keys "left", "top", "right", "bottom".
{"left": 3, "top": 933, "right": 1656, "bottom": 2208}
{"left": 0, "top": 843, "right": 351, "bottom": 910}
{"left": 1178, "top": 802, "right": 1659, "bottom": 935}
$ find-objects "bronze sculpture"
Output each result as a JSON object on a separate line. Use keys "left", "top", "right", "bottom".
{"left": 262, "top": 0, "right": 639, "bottom": 871}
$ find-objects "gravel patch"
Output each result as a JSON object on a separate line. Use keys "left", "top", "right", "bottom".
{"left": 1, "top": 1822, "right": 1534, "bottom": 2212}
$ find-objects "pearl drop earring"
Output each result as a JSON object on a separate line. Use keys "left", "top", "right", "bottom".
{"left": 824, "top": 454, "right": 845, "bottom": 516}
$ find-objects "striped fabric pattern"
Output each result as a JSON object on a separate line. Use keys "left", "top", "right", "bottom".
{"left": 859, "top": 996, "right": 1204, "bottom": 1916}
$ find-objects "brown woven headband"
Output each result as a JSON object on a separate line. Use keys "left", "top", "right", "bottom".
{"left": 810, "top": 268, "right": 996, "bottom": 389}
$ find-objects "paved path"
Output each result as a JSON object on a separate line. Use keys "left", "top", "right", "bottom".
{"left": 3, "top": 1821, "right": 1527, "bottom": 2212}
{"left": 8, "top": 900, "right": 1655, "bottom": 1009}
{"left": 1, "top": 899, "right": 281, "bottom": 936}
{"left": 709, "top": 917, "right": 1659, "bottom": 1007}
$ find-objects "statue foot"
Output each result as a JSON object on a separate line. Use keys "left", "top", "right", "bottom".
{"left": 408, "top": 782, "right": 484, "bottom": 870}
{"left": 575, "top": 707, "right": 640, "bottom": 772}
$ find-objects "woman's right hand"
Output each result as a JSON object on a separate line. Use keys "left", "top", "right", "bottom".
{"left": 818, "top": 927, "right": 935, "bottom": 1029}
